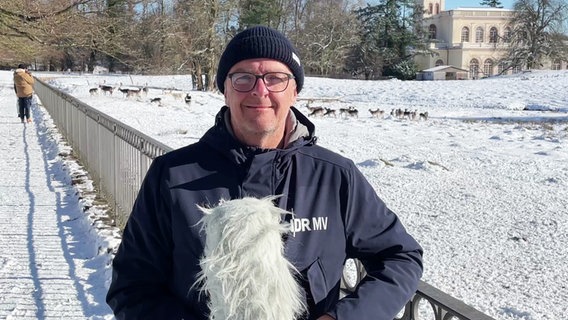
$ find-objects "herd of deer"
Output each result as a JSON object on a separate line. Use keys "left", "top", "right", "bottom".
{"left": 87, "top": 88, "right": 427, "bottom": 120}
{"left": 89, "top": 83, "right": 192, "bottom": 106}
{"left": 306, "top": 104, "right": 429, "bottom": 121}
{"left": 306, "top": 105, "right": 360, "bottom": 118}
{"left": 390, "top": 108, "right": 429, "bottom": 121}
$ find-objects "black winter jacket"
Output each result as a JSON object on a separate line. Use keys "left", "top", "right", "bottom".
{"left": 106, "top": 106, "right": 423, "bottom": 320}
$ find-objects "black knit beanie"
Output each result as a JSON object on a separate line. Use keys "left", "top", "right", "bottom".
{"left": 216, "top": 26, "right": 304, "bottom": 94}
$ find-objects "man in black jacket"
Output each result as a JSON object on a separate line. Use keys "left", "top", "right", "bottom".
{"left": 106, "top": 25, "right": 423, "bottom": 320}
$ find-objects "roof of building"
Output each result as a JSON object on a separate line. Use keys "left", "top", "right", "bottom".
{"left": 422, "top": 65, "right": 469, "bottom": 72}
{"left": 451, "top": 7, "right": 513, "bottom": 12}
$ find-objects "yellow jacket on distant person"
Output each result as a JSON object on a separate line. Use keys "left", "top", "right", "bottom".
{"left": 13, "top": 68, "right": 35, "bottom": 98}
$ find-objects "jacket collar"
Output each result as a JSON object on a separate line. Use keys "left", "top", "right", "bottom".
{"left": 221, "top": 106, "right": 313, "bottom": 149}
{"left": 201, "top": 106, "right": 316, "bottom": 163}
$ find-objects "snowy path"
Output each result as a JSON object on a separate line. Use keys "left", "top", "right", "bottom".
{"left": 0, "top": 84, "right": 113, "bottom": 319}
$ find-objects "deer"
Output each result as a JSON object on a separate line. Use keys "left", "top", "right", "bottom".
{"left": 369, "top": 108, "right": 385, "bottom": 119}
{"left": 346, "top": 108, "right": 359, "bottom": 118}
{"left": 419, "top": 111, "right": 429, "bottom": 121}
{"left": 308, "top": 107, "right": 325, "bottom": 117}
{"left": 323, "top": 107, "right": 337, "bottom": 117}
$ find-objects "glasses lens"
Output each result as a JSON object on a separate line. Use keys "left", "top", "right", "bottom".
{"left": 229, "top": 72, "right": 292, "bottom": 92}
{"left": 264, "top": 73, "right": 290, "bottom": 92}
{"left": 231, "top": 73, "right": 256, "bottom": 92}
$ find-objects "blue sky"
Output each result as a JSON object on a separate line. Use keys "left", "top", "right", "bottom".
{"left": 445, "top": 0, "right": 514, "bottom": 9}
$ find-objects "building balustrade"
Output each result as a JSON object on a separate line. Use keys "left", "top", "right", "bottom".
{"left": 447, "top": 10, "right": 513, "bottom": 18}
{"left": 430, "top": 42, "right": 509, "bottom": 50}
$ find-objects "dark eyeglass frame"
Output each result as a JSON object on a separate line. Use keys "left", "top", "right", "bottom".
{"left": 227, "top": 72, "right": 295, "bottom": 93}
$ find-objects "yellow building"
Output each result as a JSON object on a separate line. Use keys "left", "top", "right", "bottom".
{"left": 414, "top": 0, "right": 567, "bottom": 79}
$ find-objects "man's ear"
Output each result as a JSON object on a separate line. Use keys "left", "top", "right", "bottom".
{"left": 223, "top": 79, "right": 229, "bottom": 102}
{"left": 292, "top": 87, "right": 298, "bottom": 103}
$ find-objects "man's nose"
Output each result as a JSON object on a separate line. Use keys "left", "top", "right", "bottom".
{"left": 251, "top": 76, "right": 269, "bottom": 95}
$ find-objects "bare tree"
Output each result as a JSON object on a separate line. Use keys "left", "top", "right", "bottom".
{"left": 503, "top": 0, "right": 568, "bottom": 70}
{"left": 0, "top": 0, "right": 146, "bottom": 71}
{"left": 0, "top": 0, "right": 91, "bottom": 41}
{"left": 294, "top": 0, "right": 361, "bottom": 76}
{"left": 0, "top": 0, "right": 94, "bottom": 67}
{"left": 172, "top": 0, "right": 236, "bottom": 90}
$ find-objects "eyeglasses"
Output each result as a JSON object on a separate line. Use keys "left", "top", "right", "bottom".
{"left": 227, "top": 72, "right": 295, "bottom": 93}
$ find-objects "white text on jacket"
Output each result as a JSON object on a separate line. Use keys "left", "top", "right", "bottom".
{"left": 290, "top": 217, "right": 328, "bottom": 235}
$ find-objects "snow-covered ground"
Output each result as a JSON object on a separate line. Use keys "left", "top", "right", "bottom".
{"left": 0, "top": 74, "right": 117, "bottom": 319}
{"left": 1, "top": 69, "right": 567, "bottom": 319}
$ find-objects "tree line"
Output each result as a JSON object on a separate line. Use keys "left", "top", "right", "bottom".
{"left": 1, "top": 0, "right": 566, "bottom": 90}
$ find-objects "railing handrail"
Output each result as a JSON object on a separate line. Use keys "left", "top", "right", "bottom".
{"left": 33, "top": 77, "right": 496, "bottom": 320}
{"left": 34, "top": 77, "right": 173, "bottom": 227}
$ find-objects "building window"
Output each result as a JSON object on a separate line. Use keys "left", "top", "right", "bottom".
{"left": 429, "top": 3, "right": 433, "bottom": 14}
{"left": 435, "top": 59, "right": 444, "bottom": 66}
{"left": 435, "top": 3, "right": 440, "bottom": 14}
{"left": 503, "top": 27, "right": 512, "bottom": 43}
{"left": 461, "top": 27, "right": 470, "bottom": 42}
{"left": 552, "top": 60, "right": 561, "bottom": 70}
{"left": 470, "top": 59, "right": 480, "bottom": 79}
{"left": 484, "top": 59, "right": 494, "bottom": 76}
{"left": 489, "top": 27, "right": 499, "bottom": 43}
{"left": 429, "top": 24, "right": 437, "bottom": 40}
{"left": 475, "top": 27, "right": 484, "bottom": 43}
{"left": 498, "top": 61, "right": 508, "bottom": 75}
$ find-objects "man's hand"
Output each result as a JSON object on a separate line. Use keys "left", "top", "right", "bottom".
{"left": 317, "top": 315, "right": 335, "bottom": 320}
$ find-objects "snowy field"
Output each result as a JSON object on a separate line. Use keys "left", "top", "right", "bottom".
{"left": 3, "top": 69, "right": 568, "bottom": 319}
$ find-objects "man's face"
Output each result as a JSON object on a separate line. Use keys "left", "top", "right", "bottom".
{"left": 224, "top": 58, "right": 298, "bottom": 148}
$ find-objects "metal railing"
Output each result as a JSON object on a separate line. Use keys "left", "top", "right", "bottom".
{"left": 341, "top": 259, "right": 495, "bottom": 320}
{"left": 34, "top": 78, "right": 173, "bottom": 228}
{"left": 33, "top": 77, "right": 496, "bottom": 320}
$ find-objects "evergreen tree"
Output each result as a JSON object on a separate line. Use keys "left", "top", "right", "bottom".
{"left": 238, "top": 0, "right": 283, "bottom": 29}
{"left": 480, "top": 0, "right": 503, "bottom": 8}
{"left": 349, "top": 0, "right": 427, "bottom": 79}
